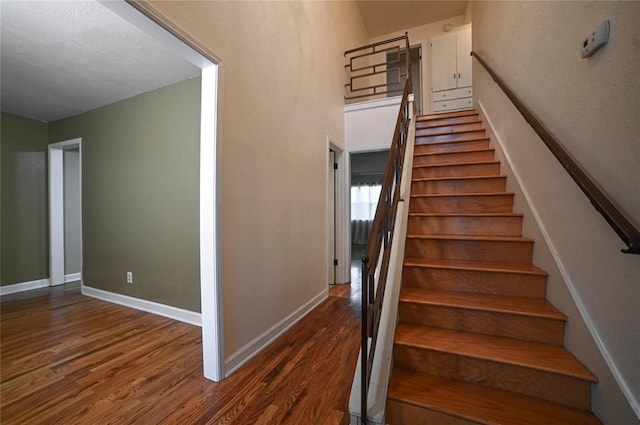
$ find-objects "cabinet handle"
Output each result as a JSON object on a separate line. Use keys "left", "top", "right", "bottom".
{"left": 458, "top": 73, "right": 461, "bottom": 79}
{"left": 453, "top": 73, "right": 456, "bottom": 80}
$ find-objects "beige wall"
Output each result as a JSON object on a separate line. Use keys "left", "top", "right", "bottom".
{"left": 472, "top": 2, "right": 640, "bottom": 422}
{"left": 141, "top": 1, "right": 368, "bottom": 361}
{"left": 369, "top": 15, "right": 466, "bottom": 115}
{"left": 472, "top": 1, "right": 640, "bottom": 224}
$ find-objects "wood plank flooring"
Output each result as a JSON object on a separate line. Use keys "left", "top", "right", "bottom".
{"left": 1, "top": 280, "right": 361, "bottom": 424}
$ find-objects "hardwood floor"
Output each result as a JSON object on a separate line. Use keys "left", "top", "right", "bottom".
{"left": 1, "top": 280, "right": 361, "bottom": 424}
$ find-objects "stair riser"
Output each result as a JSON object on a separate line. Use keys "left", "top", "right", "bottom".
{"left": 416, "top": 114, "right": 480, "bottom": 129}
{"left": 416, "top": 131, "right": 486, "bottom": 144}
{"left": 407, "top": 215, "right": 522, "bottom": 236}
{"left": 414, "top": 139, "right": 490, "bottom": 155}
{"left": 413, "top": 150, "right": 495, "bottom": 166}
{"left": 409, "top": 195, "right": 514, "bottom": 214}
{"left": 387, "top": 400, "right": 474, "bottom": 425}
{"left": 402, "top": 267, "right": 547, "bottom": 298}
{"left": 411, "top": 177, "right": 506, "bottom": 195}
{"left": 394, "top": 345, "right": 591, "bottom": 410}
{"left": 412, "top": 163, "right": 500, "bottom": 179}
{"left": 418, "top": 110, "right": 478, "bottom": 121}
{"left": 415, "top": 122, "right": 484, "bottom": 137}
{"left": 399, "top": 303, "right": 565, "bottom": 345}
{"left": 405, "top": 238, "right": 533, "bottom": 264}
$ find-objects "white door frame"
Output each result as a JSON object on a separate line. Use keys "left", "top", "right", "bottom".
{"left": 49, "top": 138, "right": 82, "bottom": 287}
{"left": 327, "top": 137, "right": 350, "bottom": 285}
{"left": 98, "top": 1, "right": 224, "bottom": 382}
{"left": 328, "top": 149, "right": 336, "bottom": 285}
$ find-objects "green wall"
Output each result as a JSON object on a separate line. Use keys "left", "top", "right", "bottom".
{"left": 49, "top": 78, "right": 202, "bottom": 312}
{"left": 1, "top": 112, "right": 50, "bottom": 286}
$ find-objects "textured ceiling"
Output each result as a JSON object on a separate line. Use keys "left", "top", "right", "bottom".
{"left": 357, "top": 1, "right": 468, "bottom": 38}
{"left": 0, "top": 1, "right": 201, "bottom": 123}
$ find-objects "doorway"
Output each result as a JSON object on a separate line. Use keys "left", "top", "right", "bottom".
{"left": 350, "top": 149, "right": 390, "bottom": 263}
{"left": 49, "top": 138, "right": 82, "bottom": 286}
{"left": 327, "top": 138, "right": 349, "bottom": 285}
{"left": 99, "top": 1, "right": 223, "bottom": 382}
{"left": 329, "top": 149, "right": 336, "bottom": 285}
{"left": 386, "top": 45, "right": 423, "bottom": 115}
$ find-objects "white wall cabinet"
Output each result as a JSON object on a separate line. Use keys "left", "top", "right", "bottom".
{"left": 431, "top": 27, "right": 472, "bottom": 113}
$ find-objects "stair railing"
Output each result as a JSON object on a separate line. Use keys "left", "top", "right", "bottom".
{"left": 471, "top": 51, "right": 640, "bottom": 255}
{"left": 345, "top": 33, "right": 411, "bottom": 102}
{"left": 347, "top": 34, "right": 412, "bottom": 424}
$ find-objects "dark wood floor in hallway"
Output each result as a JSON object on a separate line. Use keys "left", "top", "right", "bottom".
{"left": 1, "top": 281, "right": 361, "bottom": 425}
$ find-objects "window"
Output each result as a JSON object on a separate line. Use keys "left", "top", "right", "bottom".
{"left": 351, "top": 183, "right": 381, "bottom": 246}
{"left": 351, "top": 184, "right": 381, "bottom": 220}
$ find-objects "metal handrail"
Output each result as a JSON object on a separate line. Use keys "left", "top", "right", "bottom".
{"left": 357, "top": 35, "right": 412, "bottom": 425}
{"left": 471, "top": 51, "right": 640, "bottom": 255}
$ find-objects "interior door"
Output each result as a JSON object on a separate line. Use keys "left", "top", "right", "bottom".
{"left": 456, "top": 28, "right": 473, "bottom": 88}
{"left": 431, "top": 34, "right": 457, "bottom": 92}
{"left": 411, "top": 46, "right": 423, "bottom": 115}
{"left": 328, "top": 150, "right": 336, "bottom": 285}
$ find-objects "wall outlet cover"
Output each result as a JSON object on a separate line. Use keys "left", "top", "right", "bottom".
{"left": 581, "top": 20, "right": 610, "bottom": 58}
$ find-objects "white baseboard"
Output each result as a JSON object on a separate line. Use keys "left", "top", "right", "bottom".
{"left": 225, "top": 289, "right": 329, "bottom": 376}
{"left": 81, "top": 285, "right": 202, "bottom": 327}
{"left": 0, "top": 278, "right": 50, "bottom": 296}
{"left": 64, "top": 273, "right": 82, "bottom": 283}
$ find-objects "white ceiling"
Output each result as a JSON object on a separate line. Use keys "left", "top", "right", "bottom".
{"left": 0, "top": 1, "right": 201, "bottom": 123}
{"left": 357, "top": 1, "right": 468, "bottom": 38}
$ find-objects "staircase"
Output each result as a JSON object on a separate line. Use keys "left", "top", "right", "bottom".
{"left": 386, "top": 110, "right": 602, "bottom": 424}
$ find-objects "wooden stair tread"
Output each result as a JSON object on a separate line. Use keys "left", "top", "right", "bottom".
{"left": 415, "top": 127, "right": 486, "bottom": 138}
{"left": 399, "top": 288, "right": 566, "bottom": 321}
{"left": 414, "top": 147, "right": 494, "bottom": 157}
{"left": 403, "top": 258, "right": 548, "bottom": 276}
{"left": 415, "top": 137, "right": 489, "bottom": 147}
{"left": 395, "top": 324, "right": 595, "bottom": 381}
{"left": 409, "top": 212, "right": 523, "bottom": 218}
{"left": 416, "top": 114, "right": 479, "bottom": 125}
{"left": 410, "top": 192, "right": 513, "bottom": 199}
{"left": 412, "top": 175, "right": 505, "bottom": 183}
{"left": 418, "top": 129, "right": 485, "bottom": 137}
{"left": 406, "top": 233, "right": 533, "bottom": 243}
{"left": 416, "top": 132, "right": 487, "bottom": 144}
{"left": 388, "top": 369, "right": 602, "bottom": 425}
{"left": 415, "top": 120, "right": 482, "bottom": 130}
{"left": 413, "top": 160, "right": 499, "bottom": 169}
{"left": 417, "top": 110, "right": 478, "bottom": 121}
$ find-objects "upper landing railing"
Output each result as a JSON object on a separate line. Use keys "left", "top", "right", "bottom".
{"left": 471, "top": 51, "right": 640, "bottom": 255}
{"left": 345, "top": 33, "right": 411, "bottom": 103}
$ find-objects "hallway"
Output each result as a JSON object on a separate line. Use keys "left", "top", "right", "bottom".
{"left": 1, "top": 277, "right": 362, "bottom": 424}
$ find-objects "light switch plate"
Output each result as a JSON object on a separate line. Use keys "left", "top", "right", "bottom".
{"left": 581, "top": 20, "right": 610, "bottom": 58}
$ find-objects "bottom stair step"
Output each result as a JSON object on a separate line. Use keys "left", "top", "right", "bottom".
{"left": 387, "top": 369, "right": 602, "bottom": 425}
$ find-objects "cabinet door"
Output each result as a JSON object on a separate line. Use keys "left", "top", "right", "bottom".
{"left": 431, "top": 34, "right": 457, "bottom": 92}
{"left": 456, "top": 28, "right": 472, "bottom": 88}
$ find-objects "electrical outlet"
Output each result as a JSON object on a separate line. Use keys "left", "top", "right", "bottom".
{"left": 127, "top": 272, "right": 133, "bottom": 284}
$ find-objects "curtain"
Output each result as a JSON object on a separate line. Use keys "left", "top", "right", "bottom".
{"left": 351, "top": 184, "right": 382, "bottom": 246}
